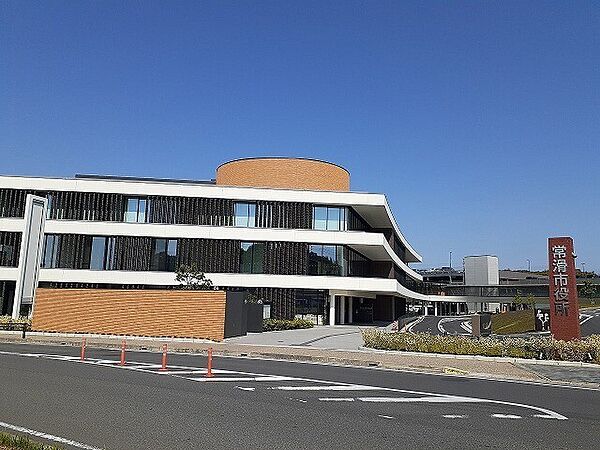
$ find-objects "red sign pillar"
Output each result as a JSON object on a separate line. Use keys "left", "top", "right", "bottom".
{"left": 548, "top": 237, "right": 581, "bottom": 341}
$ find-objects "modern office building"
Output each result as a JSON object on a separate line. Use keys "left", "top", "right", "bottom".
{"left": 0, "top": 157, "right": 440, "bottom": 324}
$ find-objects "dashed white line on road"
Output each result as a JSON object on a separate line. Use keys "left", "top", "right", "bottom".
{"left": 378, "top": 415, "right": 395, "bottom": 420}
{"left": 443, "top": 414, "right": 468, "bottom": 419}
{"left": 319, "top": 398, "right": 355, "bottom": 402}
{"left": 236, "top": 386, "right": 256, "bottom": 391}
{"left": 491, "top": 414, "right": 522, "bottom": 419}
{"left": 0, "top": 421, "right": 102, "bottom": 450}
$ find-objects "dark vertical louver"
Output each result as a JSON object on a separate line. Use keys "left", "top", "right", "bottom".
{"left": 264, "top": 242, "right": 307, "bottom": 275}
{"left": 176, "top": 238, "right": 241, "bottom": 273}
{"left": 0, "top": 189, "right": 46, "bottom": 218}
{"left": 2, "top": 188, "right": 315, "bottom": 229}
{"left": 251, "top": 287, "right": 296, "bottom": 319}
{"left": 0, "top": 231, "right": 21, "bottom": 267}
{"left": 114, "top": 236, "right": 153, "bottom": 271}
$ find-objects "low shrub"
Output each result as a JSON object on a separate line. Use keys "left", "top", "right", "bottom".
{"left": 362, "top": 330, "right": 600, "bottom": 364}
{"left": 0, "top": 315, "right": 31, "bottom": 326}
{"left": 263, "top": 318, "right": 314, "bottom": 332}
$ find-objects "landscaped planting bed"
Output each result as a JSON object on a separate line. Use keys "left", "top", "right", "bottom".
{"left": 0, "top": 316, "right": 31, "bottom": 326}
{"left": 262, "top": 318, "right": 314, "bottom": 332}
{"left": 362, "top": 330, "right": 600, "bottom": 363}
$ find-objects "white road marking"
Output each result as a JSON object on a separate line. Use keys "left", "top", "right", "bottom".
{"left": 460, "top": 321, "right": 472, "bottom": 333}
{"left": 358, "top": 396, "right": 484, "bottom": 403}
{"left": 319, "top": 398, "right": 355, "bottom": 402}
{"left": 437, "top": 319, "right": 447, "bottom": 334}
{"left": 438, "top": 317, "right": 472, "bottom": 335}
{"left": 443, "top": 414, "right": 468, "bottom": 419}
{"left": 289, "top": 398, "right": 308, "bottom": 403}
{"left": 0, "top": 421, "right": 102, "bottom": 450}
{"left": 378, "top": 414, "right": 395, "bottom": 420}
{"left": 580, "top": 314, "right": 594, "bottom": 325}
{"left": 236, "top": 386, "right": 256, "bottom": 391}
{"left": 273, "top": 385, "right": 384, "bottom": 391}
{"left": 491, "top": 414, "right": 522, "bottom": 419}
{"left": 0, "top": 349, "right": 569, "bottom": 420}
{"left": 187, "top": 376, "right": 297, "bottom": 382}
{"left": 405, "top": 316, "right": 425, "bottom": 333}
{"left": 155, "top": 370, "right": 208, "bottom": 375}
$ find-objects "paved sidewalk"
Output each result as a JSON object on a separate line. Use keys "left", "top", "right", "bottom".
{"left": 3, "top": 330, "right": 599, "bottom": 388}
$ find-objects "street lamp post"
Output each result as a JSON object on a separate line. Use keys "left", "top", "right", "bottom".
{"left": 582, "top": 262, "right": 586, "bottom": 274}
{"left": 449, "top": 251, "right": 452, "bottom": 269}
{"left": 527, "top": 259, "right": 531, "bottom": 272}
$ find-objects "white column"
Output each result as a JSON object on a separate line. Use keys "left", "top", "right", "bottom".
{"left": 339, "top": 296, "right": 346, "bottom": 325}
{"left": 434, "top": 302, "right": 438, "bottom": 316}
{"left": 329, "top": 294, "right": 336, "bottom": 326}
{"left": 348, "top": 297, "right": 353, "bottom": 324}
{"left": 424, "top": 302, "right": 428, "bottom": 316}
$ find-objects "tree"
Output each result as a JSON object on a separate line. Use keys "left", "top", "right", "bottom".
{"left": 175, "top": 264, "right": 215, "bottom": 290}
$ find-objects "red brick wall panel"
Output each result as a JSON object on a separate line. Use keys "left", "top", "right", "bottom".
{"left": 32, "top": 288, "right": 227, "bottom": 341}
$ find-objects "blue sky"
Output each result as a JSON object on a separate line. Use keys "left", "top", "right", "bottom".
{"left": 1, "top": 1, "right": 599, "bottom": 273}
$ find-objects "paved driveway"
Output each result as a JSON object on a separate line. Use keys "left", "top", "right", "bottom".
{"left": 225, "top": 325, "right": 375, "bottom": 350}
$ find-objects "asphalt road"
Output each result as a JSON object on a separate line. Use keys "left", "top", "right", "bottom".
{"left": 1, "top": 342, "right": 599, "bottom": 449}
{"left": 411, "top": 310, "right": 600, "bottom": 337}
{"left": 409, "top": 315, "right": 473, "bottom": 335}
{"left": 581, "top": 307, "right": 600, "bottom": 336}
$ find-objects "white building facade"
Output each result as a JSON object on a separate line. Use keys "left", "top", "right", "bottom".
{"left": 0, "top": 158, "right": 461, "bottom": 324}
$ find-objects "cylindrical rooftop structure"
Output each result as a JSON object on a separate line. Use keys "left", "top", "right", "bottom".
{"left": 215, "top": 157, "right": 350, "bottom": 191}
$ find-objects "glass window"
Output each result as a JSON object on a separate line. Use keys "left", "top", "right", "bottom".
{"left": 42, "top": 235, "right": 60, "bottom": 268}
{"left": 234, "top": 203, "right": 256, "bottom": 227}
{"left": 240, "top": 242, "right": 253, "bottom": 273}
{"left": 151, "top": 238, "right": 178, "bottom": 271}
{"left": 327, "top": 208, "right": 341, "bottom": 231}
{"left": 240, "top": 242, "right": 264, "bottom": 274}
{"left": 322, "top": 245, "right": 340, "bottom": 275}
{"left": 45, "top": 193, "right": 53, "bottom": 219}
{"left": 105, "top": 237, "right": 116, "bottom": 270}
{"left": 124, "top": 198, "right": 150, "bottom": 223}
{"left": 138, "top": 199, "right": 147, "bottom": 223}
{"left": 308, "top": 244, "right": 344, "bottom": 276}
{"left": 308, "top": 244, "right": 321, "bottom": 275}
{"left": 313, "top": 207, "right": 328, "bottom": 230}
{"left": 312, "top": 206, "right": 346, "bottom": 231}
{"left": 89, "top": 237, "right": 106, "bottom": 270}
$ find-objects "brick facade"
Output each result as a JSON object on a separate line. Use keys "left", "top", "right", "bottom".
{"left": 32, "top": 288, "right": 227, "bottom": 341}
{"left": 216, "top": 158, "right": 350, "bottom": 191}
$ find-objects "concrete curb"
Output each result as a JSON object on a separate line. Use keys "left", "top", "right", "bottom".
{"left": 2, "top": 331, "right": 599, "bottom": 369}
{"left": 357, "top": 346, "right": 600, "bottom": 369}
{"left": 2, "top": 332, "right": 599, "bottom": 390}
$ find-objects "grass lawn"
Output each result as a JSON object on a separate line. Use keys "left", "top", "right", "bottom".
{"left": 579, "top": 299, "right": 598, "bottom": 308}
{"left": 0, "top": 432, "right": 62, "bottom": 450}
{"left": 492, "top": 309, "right": 535, "bottom": 334}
